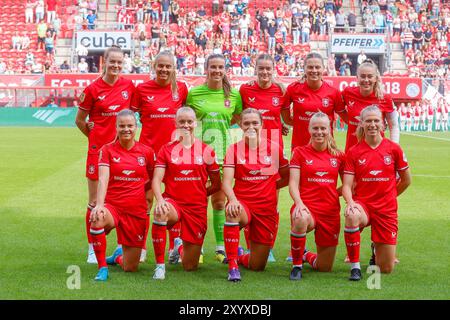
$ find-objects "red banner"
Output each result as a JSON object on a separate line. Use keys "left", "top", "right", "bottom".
{"left": 0, "top": 75, "right": 41, "bottom": 87}
{"left": 44, "top": 74, "right": 422, "bottom": 100}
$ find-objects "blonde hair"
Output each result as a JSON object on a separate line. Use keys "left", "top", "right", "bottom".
{"left": 255, "top": 54, "right": 286, "bottom": 95}
{"left": 102, "top": 45, "right": 123, "bottom": 76}
{"left": 153, "top": 50, "right": 179, "bottom": 98}
{"left": 357, "top": 60, "right": 384, "bottom": 100}
{"left": 308, "top": 112, "right": 342, "bottom": 157}
{"left": 204, "top": 54, "right": 231, "bottom": 98}
{"left": 240, "top": 107, "right": 263, "bottom": 124}
{"left": 355, "top": 105, "right": 383, "bottom": 142}
{"left": 176, "top": 106, "right": 197, "bottom": 119}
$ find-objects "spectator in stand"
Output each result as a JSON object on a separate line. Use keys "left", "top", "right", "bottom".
{"left": 161, "top": 0, "right": 171, "bottom": 24}
{"left": 138, "top": 31, "right": 147, "bottom": 60}
{"left": 22, "top": 32, "right": 31, "bottom": 50}
{"left": 0, "top": 59, "right": 6, "bottom": 74}
{"left": 53, "top": 15, "right": 61, "bottom": 37}
{"left": 46, "top": 0, "right": 57, "bottom": 23}
{"left": 31, "top": 59, "right": 44, "bottom": 73}
{"left": 327, "top": 53, "right": 337, "bottom": 76}
{"left": 339, "top": 53, "right": 352, "bottom": 76}
{"left": 170, "top": 0, "right": 180, "bottom": 24}
{"left": 91, "top": 62, "right": 99, "bottom": 73}
{"left": 123, "top": 53, "right": 132, "bottom": 73}
{"left": 213, "top": 0, "right": 220, "bottom": 16}
{"left": 12, "top": 32, "right": 22, "bottom": 51}
{"left": 335, "top": 8, "right": 345, "bottom": 33}
{"left": 348, "top": 10, "right": 356, "bottom": 33}
{"left": 47, "top": 98, "right": 58, "bottom": 108}
{"left": 37, "top": 20, "right": 48, "bottom": 51}
{"left": 412, "top": 27, "right": 424, "bottom": 50}
{"left": 326, "top": 9, "right": 336, "bottom": 33}
{"left": 151, "top": 0, "right": 160, "bottom": 23}
{"left": 35, "top": 0, "right": 45, "bottom": 23}
{"left": 256, "top": 10, "right": 269, "bottom": 41}
{"left": 363, "top": 8, "right": 374, "bottom": 33}
{"left": 44, "top": 31, "right": 55, "bottom": 58}
{"left": 79, "top": 0, "right": 89, "bottom": 19}
{"left": 151, "top": 22, "right": 161, "bottom": 51}
{"left": 144, "top": 1, "right": 152, "bottom": 24}
{"left": 88, "top": 0, "right": 98, "bottom": 14}
{"left": 25, "top": 0, "right": 35, "bottom": 24}
{"left": 60, "top": 60, "right": 70, "bottom": 71}
{"left": 25, "top": 51, "right": 35, "bottom": 67}
{"left": 267, "top": 20, "right": 277, "bottom": 53}
{"left": 136, "top": 1, "right": 144, "bottom": 23}
{"left": 78, "top": 58, "right": 89, "bottom": 73}
{"left": 292, "top": 17, "right": 300, "bottom": 45}
{"left": 357, "top": 50, "right": 367, "bottom": 66}
{"left": 86, "top": 10, "right": 97, "bottom": 30}
{"left": 301, "top": 17, "right": 311, "bottom": 44}
{"left": 401, "top": 27, "right": 413, "bottom": 50}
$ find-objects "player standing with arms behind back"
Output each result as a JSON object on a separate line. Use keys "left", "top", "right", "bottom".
{"left": 342, "top": 106, "right": 411, "bottom": 281}
{"left": 131, "top": 50, "right": 188, "bottom": 262}
{"left": 75, "top": 45, "right": 135, "bottom": 263}
{"left": 186, "top": 53, "right": 243, "bottom": 263}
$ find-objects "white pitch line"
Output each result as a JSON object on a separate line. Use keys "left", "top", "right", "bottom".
{"left": 412, "top": 174, "right": 450, "bottom": 179}
{"left": 401, "top": 132, "right": 450, "bottom": 142}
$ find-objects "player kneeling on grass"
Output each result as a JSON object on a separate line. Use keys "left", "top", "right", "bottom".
{"left": 151, "top": 107, "right": 221, "bottom": 280}
{"left": 342, "top": 106, "right": 411, "bottom": 281}
{"left": 89, "top": 109, "right": 155, "bottom": 281}
{"left": 222, "top": 108, "right": 289, "bottom": 282}
{"left": 288, "top": 112, "right": 345, "bottom": 280}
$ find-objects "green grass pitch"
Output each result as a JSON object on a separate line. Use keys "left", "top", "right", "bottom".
{"left": 0, "top": 128, "right": 449, "bottom": 300}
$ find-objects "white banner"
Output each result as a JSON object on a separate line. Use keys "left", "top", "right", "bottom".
{"left": 331, "top": 34, "right": 386, "bottom": 54}
{"left": 76, "top": 31, "right": 132, "bottom": 52}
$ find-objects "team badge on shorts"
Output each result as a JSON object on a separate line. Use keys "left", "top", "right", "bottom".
{"left": 88, "top": 164, "right": 95, "bottom": 175}
{"left": 272, "top": 97, "right": 280, "bottom": 106}
{"left": 330, "top": 158, "right": 338, "bottom": 167}
{"left": 322, "top": 98, "right": 330, "bottom": 107}
{"left": 384, "top": 155, "right": 392, "bottom": 165}
{"left": 122, "top": 91, "right": 129, "bottom": 100}
{"left": 224, "top": 99, "right": 231, "bottom": 108}
{"left": 137, "top": 157, "right": 146, "bottom": 166}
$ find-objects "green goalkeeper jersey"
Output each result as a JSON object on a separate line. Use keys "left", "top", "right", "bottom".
{"left": 187, "top": 84, "right": 242, "bottom": 164}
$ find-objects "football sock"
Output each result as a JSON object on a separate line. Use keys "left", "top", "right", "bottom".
{"left": 224, "top": 222, "right": 240, "bottom": 270}
{"left": 152, "top": 221, "right": 167, "bottom": 265}
{"left": 345, "top": 226, "right": 361, "bottom": 265}
{"left": 238, "top": 253, "right": 250, "bottom": 268}
{"left": 169, "top": 221, "right": 181, "bottom": 251}
{"left": 290, "top": 231, "right": 306, "bottom": 268}
{"left": 86, "top": 204, "right": 94, "bottom": 244}
{"left": 304, "top": 251, "right": 318, "bottom": 270}
{"left": 115, "top": 254, "right": 123, "bottom": 267}
{"left": 243, "top": 226, "right": 251, "bottom": 250}
{"left": 90, "top": 227, "right": 107, "bottom": 268}
{"left": 213, "top": 209, "right": 225, "bottom": 249}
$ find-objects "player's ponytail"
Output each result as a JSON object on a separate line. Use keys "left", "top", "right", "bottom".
{"left": 356, "top": 105, "right": 383, "bottom": 142}
{"left": 309, "top": 112, "right": 342, "bottom": 157}
{"left": 357, "top": 59, "right": 384, "bottom": 100}
{"left": 153, "top": 50, "right": 179, "bottom": 99}
{"left": 205, "top": 54, "right": 231, "bottom": 98}
{"left": 255, "top": 54, "right": 286, "bottom": 95}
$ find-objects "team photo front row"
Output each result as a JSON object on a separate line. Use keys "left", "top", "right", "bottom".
{"left": 76, "top": 46, "right": 411, "bottom": 283}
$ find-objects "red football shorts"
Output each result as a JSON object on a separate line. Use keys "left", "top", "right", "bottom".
{"left": 85, "top": 152, "right": 99, "bottom": 180}
{"left": 165, "top": 198, "right": 207, "bottom": 246}
{"left": 356, "top": 201, "right": 398, "bottom": 245}
{"left": 241, "top": 201, "right": 279, "bottom": 247}
{"left": 290, "top": 205, "right": 340, "bottom": 247}
{"left": 105, "top": 204, "right": 149, "bottom": 248}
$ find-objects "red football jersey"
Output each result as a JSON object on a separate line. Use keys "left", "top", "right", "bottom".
{"left": 344, "top": 139, "right": 409, "bottom": 215}
{"left": 98, "top": 140, "right": 155, "bottom": 218}
{"left": 223, "top": 139, "right": 289, "bottom": 215}
{"left": 155, "top": 139, "right": 220, "bottom": 211}
{"left": 131, "top": 80, "right": 188, "bottom": 154}
{"left": 290, "top": 144, "right": 345, "bottom": 215}
{"left": 342, "top": 86, "right": 394, "bottom": 152}
{"left": 284, "top": 81, "right": 345, "bottom": 150}
{"left": 79, "top": 77, "right": 135, "bottom": 154}
{"left": 239, "top": 82, "right": 288, "bottom": 146}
